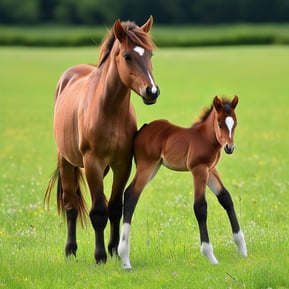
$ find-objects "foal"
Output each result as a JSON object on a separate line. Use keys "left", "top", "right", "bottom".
{"left": 118, "top": 95, "right": 247, "bottom": 269}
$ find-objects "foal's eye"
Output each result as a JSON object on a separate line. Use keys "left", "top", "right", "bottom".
{"left": 123, "top": 53, "right": 132, "bottom": 61}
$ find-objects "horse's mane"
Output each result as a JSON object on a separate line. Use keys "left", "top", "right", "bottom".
{"left": 97, "top": 21, "right": 155, "bottom": 67}
{"left": 192, "top": 98, "right": 233, "bottom": 127}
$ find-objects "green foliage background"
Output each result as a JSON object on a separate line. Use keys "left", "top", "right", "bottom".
{"left": 1, "top": 0, "right": 289, "bottom": 25}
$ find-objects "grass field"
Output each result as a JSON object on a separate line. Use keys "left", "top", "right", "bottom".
{"left": 0, "top": 45, "right": 289, "bottom": 289}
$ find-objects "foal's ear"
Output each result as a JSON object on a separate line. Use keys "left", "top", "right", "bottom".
{"left": 113, "top": 19, "right": 126, "bottom": 42}
{"left": 231, "top": 95, "right": 239, "bottom": 109}
{"left": 140, "top": 15, "right": 153, "bottom": 33}
{"left": 213, "top": 96, "right": 223, "bottom": 112}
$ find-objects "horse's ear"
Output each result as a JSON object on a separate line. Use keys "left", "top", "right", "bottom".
{"left": 231, "top": 95, "right": 239, "bottom": 109}
{"left": 213, "top": 96, "right": 223, "bottom": 112}
{"left": 140, "top": 15, "right": 153, "bottom": 33}
{"left": 113, "top": 19, "right": 126, "bottom": 42}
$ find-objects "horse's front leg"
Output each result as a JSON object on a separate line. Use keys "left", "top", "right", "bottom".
{"left": 84, "top": 155, "right": 108, "bottom": 264}
{"left": 192, "top": 166, "right": 219, "bottom": 264}
{"left": 107, "top": 162, "right": 132, "bottom": 257}
{"left": 208, "top": 168, "right": 247, "bottom": 257}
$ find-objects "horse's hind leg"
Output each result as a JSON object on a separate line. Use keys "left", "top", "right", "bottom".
{"left": 83, "top": 155, "right": 108, "bottom": 264}
{"left": 58, "top": 155, "right": 81, "bottom": 257}
{"left": 208, "top": 169, "right": 247, "bottom": 257}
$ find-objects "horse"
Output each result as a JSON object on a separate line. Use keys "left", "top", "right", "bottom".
{"left": 44, "top": 16, "right": 160, "bottom": 264}
{"left": 118, "top": 95, "right": 247, "bottom": 269}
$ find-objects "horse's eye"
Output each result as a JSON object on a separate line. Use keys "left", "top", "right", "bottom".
{"left": 123, "top": 53, "right": 132, "bottom": 61}
{"left": 218, "top": 122, "right": 223, "bottom": 128}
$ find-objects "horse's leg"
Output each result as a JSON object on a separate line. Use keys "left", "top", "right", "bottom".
{"left": 107, "top": 162, "right": 132, "bottom": 256}
{"left": 192, "top": 165, "right": 219, "bottom": 264}
{"left": 58, "top": 155, "right": 80, "bottom": 257}
{"left": 208, "top": 168, "right": 247, "bottom": 257}
{"left": 118, "top": 162, "right": 161, "bottom": 269}
{"left": 83, "top": 154, "right": 108, "bottom": 264}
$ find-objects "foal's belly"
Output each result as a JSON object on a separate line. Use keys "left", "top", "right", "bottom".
{"left": 161, "top": 155, "right": 188, "bottom": 171}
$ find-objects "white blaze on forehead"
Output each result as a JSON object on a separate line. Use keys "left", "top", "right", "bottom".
{"left": 134, "top": 45, "right": 145, "bottom": 56}
{"left": 225, "top": 116, "right": 234, "bottom": 139}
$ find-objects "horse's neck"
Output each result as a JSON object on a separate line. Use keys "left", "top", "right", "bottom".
{"left": 203, "top": 110, "right": 219, "bottom": 146}
{"left": 96, "top": 58, "right": 131, "bottom": 112}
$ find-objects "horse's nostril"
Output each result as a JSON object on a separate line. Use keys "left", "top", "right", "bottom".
{"left": 224, "top": 144, "right": 235, "bottom": 154}
{"left": 146, "top": 86, "right": 160, "bottom": 99}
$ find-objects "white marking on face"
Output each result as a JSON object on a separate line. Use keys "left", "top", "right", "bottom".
{"left": 225, "top": 116, "right": 234, "bottom": 139}
{"left": 147, "top": 71, "right": 158, "bottom": 94}
{"left": 134, "top": 46, "right": 145, "bottom": 56}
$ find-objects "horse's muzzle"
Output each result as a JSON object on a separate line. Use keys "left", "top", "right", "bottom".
{"left": 142, "top": 86, "right": 160, "bottom": 105}
{"left": 224, "top": 144, "right": 235, "bottom": 154}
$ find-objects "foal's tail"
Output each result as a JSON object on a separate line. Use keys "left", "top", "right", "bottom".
{"left": 44, "top": 167, "right": 87, "bottom": 226}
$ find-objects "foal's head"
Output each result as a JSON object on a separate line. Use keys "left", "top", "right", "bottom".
{"left": 213, "top": 95, "right": 239, "bottom": 154}
{"left": 99, "top": 16, "right": 160, "bottom": 105}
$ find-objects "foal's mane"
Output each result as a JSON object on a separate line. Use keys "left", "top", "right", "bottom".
{"left": 192, "top": 98, "right": 233, "bottom": 127}
{"left": 97, "top": 21, "right": 155, "bottom": 67}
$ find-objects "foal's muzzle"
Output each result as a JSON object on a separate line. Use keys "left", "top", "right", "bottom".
{"left": 142, "top": 86, "right": 160, "bottom": 105}
{"left": 224, "top": 144, "right": 235, "bottom": 154}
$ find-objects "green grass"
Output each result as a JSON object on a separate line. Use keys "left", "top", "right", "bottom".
{"left": 0, "top": 45, "right": 289, "bottom": 289}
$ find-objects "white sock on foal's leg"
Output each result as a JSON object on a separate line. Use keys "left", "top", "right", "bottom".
{"left": 233, "top": 230, "right": 248, "bottom": 257}
{"left": 118, "top": 223, "right": 132, "bottom": 269}
{"left": 201, "top": 242, "right": 219, "bottom": 264}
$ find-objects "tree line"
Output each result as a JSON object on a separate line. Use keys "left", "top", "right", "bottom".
{"left": 1, "top": 0, "right": 289, "bottom": 25}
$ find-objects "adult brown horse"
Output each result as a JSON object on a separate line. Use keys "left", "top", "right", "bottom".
{"left": 44, "top": 16, "right": 160, "bottom": 264}
{"left": 118, "top": 95, "right": 247, "bottom": 269}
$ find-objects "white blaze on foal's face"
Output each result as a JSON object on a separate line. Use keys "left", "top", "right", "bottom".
{"left": 225, "top": 116, "right": 234, "bottom": 139}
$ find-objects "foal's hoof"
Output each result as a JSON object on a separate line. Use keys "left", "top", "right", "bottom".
{"left": 65, "top": 242, "right": 77, "bottom": 257}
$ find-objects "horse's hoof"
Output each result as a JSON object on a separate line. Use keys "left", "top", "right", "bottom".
{"left": 65, "top": 242, "right": 77, "bottom": 257}
{"left": 201, "top": 242, "right": 219, "bottom": 265}
{"left": 95, "top": 251, "right": 107, "bottom": 264}
{"left": 122, "top": 262, "right": 132, "bottom": 270}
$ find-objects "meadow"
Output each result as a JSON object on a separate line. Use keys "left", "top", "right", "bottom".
{"left": 0, "top": 45, "right": 289, "bottom": 289}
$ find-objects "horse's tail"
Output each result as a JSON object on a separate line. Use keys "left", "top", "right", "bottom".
{"left": 44, "top": 167, "right": 88, "bottom": 227}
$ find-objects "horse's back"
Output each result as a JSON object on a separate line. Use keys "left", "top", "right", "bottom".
{"left": 134, "top": 120, "right": 179, "bottom": 160}
{"left": 55, "top": 64, "right": 96, "bottom": 101}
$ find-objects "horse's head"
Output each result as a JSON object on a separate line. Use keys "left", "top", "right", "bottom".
{"left": 113, "top": 16, "right": 160, "bottom": 105}
{"left": 213, "top": 95, "right": 239, "bottom": 154}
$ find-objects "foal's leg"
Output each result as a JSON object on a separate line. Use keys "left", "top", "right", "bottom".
{"left": 83, "top": 155, "right": 108, "bottom": 263}
{"left": 58, "top": 156, "right": 80, "bottom": 257}
{"left": 192, "top": 165, "right": 219, "bottom": 264}
{"left": 208, "top": 168, "right": 247, "bottom": 257}
{"left": 118, "top": 162, "right": 161, "bottom": 269}
{"left": 107, "top": 163, "right": 132, "bottom": 256}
